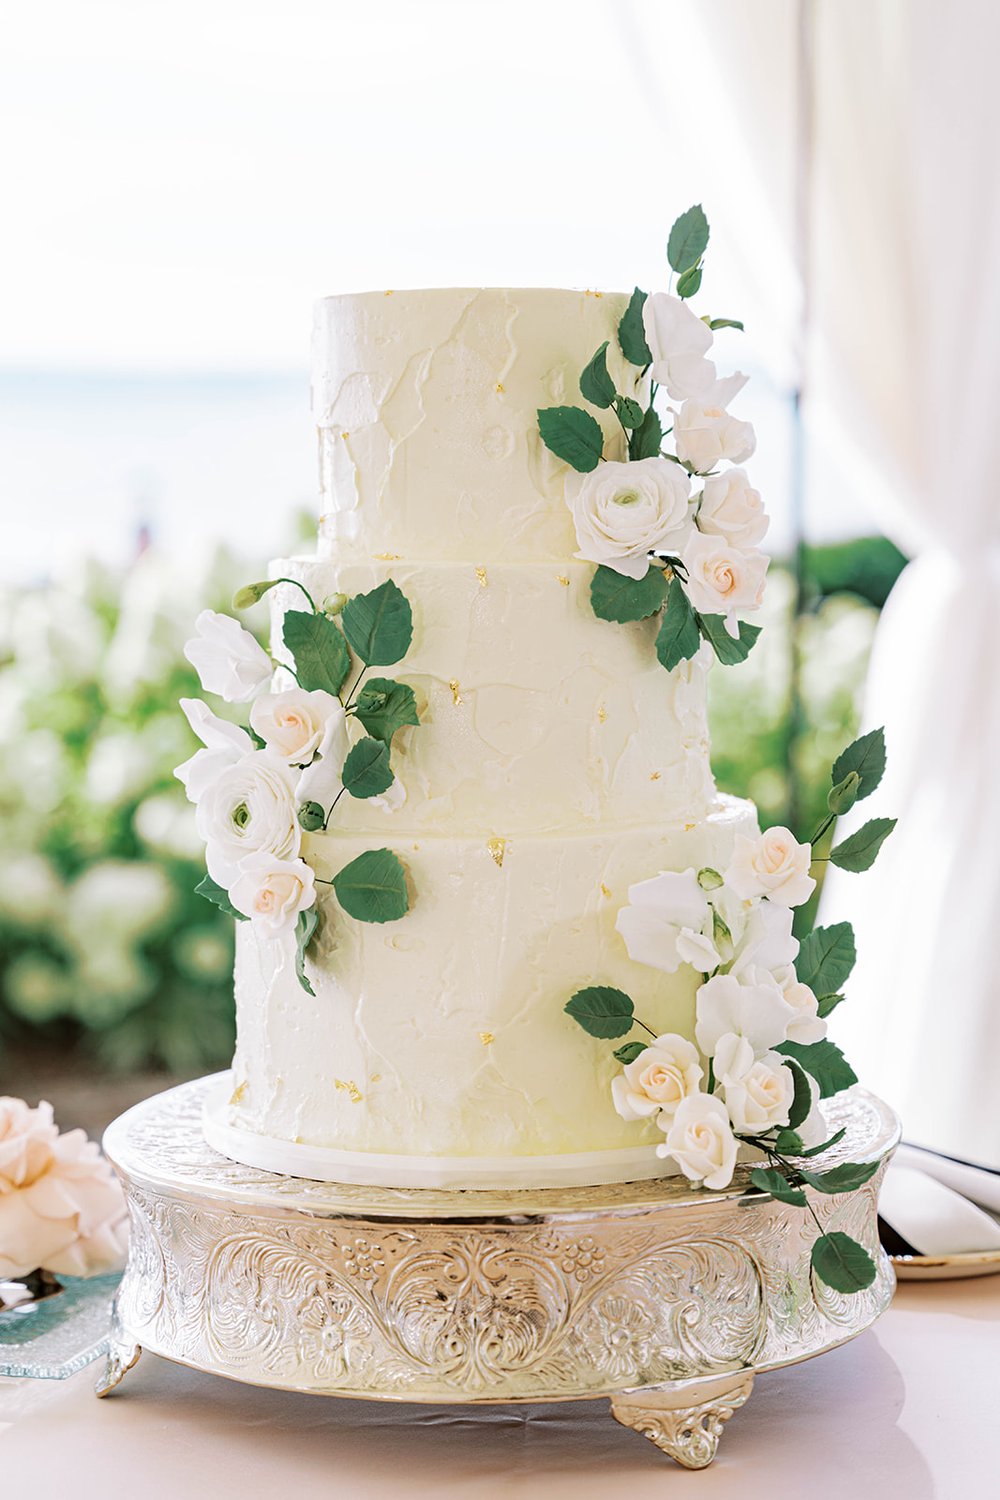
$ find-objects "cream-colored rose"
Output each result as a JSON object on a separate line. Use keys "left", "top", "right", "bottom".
{"left": 725, "top": 827, "right": 816, "bottom": 908}
{"left": 195, "top": 751, "right": 300, "bottom": 889}
{"left": 0, "top": 1101, "right": 128, "bottom": 1281}
{"left": 696, "top": 468, "right": 768, "bottom": 549}
{"left": 656, "top": 1092, "right": 738, "bottom": 1189}
{"left": 672, "top": 399, "right": 756, "bottom": 474}
{"left": 229, "top": 853, "right": 317, "bottom": 937}
{"left": 566, "top": 457, "right": 692, "bottom": 580}
{"left": 641, "top": 293, "right": 717, "bottom": 401}
{"left": 773, "top": 965, "right": 827, "bottom": 1044}
{"left": 250, "top": 688, "right": 343, "bottom": 766}
{"left": 611, "top": 1034, "right": 703, "bottom": 1126}
{"left": 682, "top": 531, "right": 768, "bottom": 633}
{"left": 715, "top": 1041, "right": 794, "bottom": 1135}
{"left": 183, "top": 610, "right": 272, "bottom": 703}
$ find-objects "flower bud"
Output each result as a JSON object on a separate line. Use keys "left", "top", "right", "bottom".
{"left": 697, "top": 866, "right": 724, "bottom": 890}
{"left": 323, "top": 593, "right": 348, "bottom": 617}
{"left": 232, "top": 581, "right": 274, "bottom": 610}
{"left": 827, "top": 770, "right": 861, "bottom": 816}
{"left": 297, "top": 801, "right": 326, "bottom": 833}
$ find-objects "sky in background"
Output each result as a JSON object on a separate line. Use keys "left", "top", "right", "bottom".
{"left": 1, "top": 0, "right": 874, "bottom": 579}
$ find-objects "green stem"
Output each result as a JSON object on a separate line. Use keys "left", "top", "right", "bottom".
{"left": 343, "top": 665, "right": 368, "bottom": 710}
{"left": 810, "top": 810, "right": 836, "bottom": 847}
{"left": 633, "top": 1016, "right": 658, "bottom": 1039}
{"left": 272, "top": 576, "right": 318, "bottom": 614}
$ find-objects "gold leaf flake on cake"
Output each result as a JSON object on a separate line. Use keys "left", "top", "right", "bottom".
{"left": 475, "top": 566, "right": 488, "bottom": 587}
{"left": 374, "top": 551, "right": 402, "bottom": 561}
{"left": 600, "top": 883, "right": 612, "bottom": 899}
{"left": 650, "top": 771, "right": 661, "bottom": 781}
{"left": 494, "top": 382, "right": 505, "bottom": 393}
{"left": 487, "top": 837, "right": 506, "bottom": 867}
{"left": 383, "top": 289, "right": 394, "bottom": 296}
{"left": 228, "top": 1081, "right": 247, "bottom": 1106}
{"left": 334, "top": 1078, "right": 364, "bottom": 1104}
{"left": 556, "top": 574, "right": 570, "bottom": 587}
{"left": 685, "top": 822, "right": 696, "bottom": 832}
{"left": 370, "top": 1073, "right": 382, "bottom": 1084}
{"left": 597, "top": 705, "right": 607, "bottom": 723}
{"left": 449, "top": 679, "right": 463, "bottom": 705}
{"left": 340, "top": 431, "right": 350, "bottom": 440}
{"left": 479, "top": 1031, "right": 495, "bottom": 1046}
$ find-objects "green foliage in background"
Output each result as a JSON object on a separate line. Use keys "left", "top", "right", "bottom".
{"left": 0, "top": 533, "right": 905, "bottom": 1074}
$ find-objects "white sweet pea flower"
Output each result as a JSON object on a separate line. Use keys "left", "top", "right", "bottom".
{"left": 713, "top": 1035, "right": 795, "bottom": 1135}
{"left": 174, "top": 698, "right": 253, "bottom": 804}
{"left": 696, "top": 468, "right": 769, "bottom": 549}
{"left": 184, "top": 610, "right": 272, "bottom": 703}
{"left": 250, "top": 688, "right": 343, "bottom": 766}
{"left": 615, "top": 869, "right": 711, "bottom": 974}
{"left": 229, "top": 853, "right": 317, "bottom": 937}
{"left": 672, "top": 399, "right": 756, "bottom": 474}
{"left": 725, "top": 827, "right": 816, "bottom": 908}
{"left": 695, "top": 972, "right": 794, "bottom": 1058}
{"left": 656, "top": 1092, "right": 738, "bottom": 1189}
{"left": 682, "top": 531, "right": 768, "bottom": 636}
{"left": 566, "top": 457, "right": 692, "bottom": 580}
{"left": 773, "top": 965, "right": 827, "bottom": 1044}
{"left": 794, "top": 1073, "right": 830, "bottom": 1149}
{"left": 728, "top": 898, "right": 799, "bottom": 980}
{"left": 611, "top": 1034, "right": 703, "bottom": 1125}
{"left": 195, "top": 751, "right": 300, "bottom": 889}
{"left": 641, "top": 293, "right": 716, "bottom": 400}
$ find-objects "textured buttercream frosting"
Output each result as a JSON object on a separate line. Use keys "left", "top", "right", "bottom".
{"left": 219, "top": 287, "right": 760, "bottom": 1186}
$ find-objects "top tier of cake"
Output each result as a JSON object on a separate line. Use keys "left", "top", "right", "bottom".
{"left": 313, "top": 287, "right": 636, "bottom": 563}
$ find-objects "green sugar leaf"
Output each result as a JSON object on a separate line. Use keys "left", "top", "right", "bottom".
{"left": 282, "top": 609, "right": 351, "bottom": 696}
{"left": 795, "top": 922, "right": 856, "bottom": 994}
{"left": 777, "top": 1038, "right": 858, "bottom": 1100}
{"left": 831, "top": 727, "right": 887, "bottom": 803}
{"left": 668, "top": 204, "right": 710, "bottom": 273}
{"left": 697, "top": 613, "right": 762, "bottom": 666}
{"left": 591, "top": 563, "right": 668, "bottom": 623}
{"left": 800, "top": 1160, "right": 881, "bottom": 1195}
{"left": 816, "top": 992, "right": 845, "bottom": 1020}
{"left": 195, "top": 873, "right": 247, "bottom": 922}
{"left": 537, "top": 405, "right": 606, "bottom": 473}
{"left": 341, "top": 579, "right": 413, "bottom": 667}
{"left": 354, "top": 677, "right": 419, "bottom": 744}
{"left": 676, "top": 264, "right": 703, "bottom": 300}
{"left": 332, "top": 848, "right": 409, "bottom": 924}
{"left": 294, "top": 907, "right": 320, "bottom": 995}
{"left": 613, "top": 1041, "right": 648, "bottom": 1065}
{"left": 629, "top": 404, "right": 663, "bottom": 461}
{"left": 787, "top": 1127, "right": 848, "bottom": 1158}
{"left": 829, "top": 817, "right": 897, "bottom": 873}
{"left": 579, "top": 341, "right": 616, "bottom": 409}
{"left": 615, "top": 395, "right": 644, "bottom": 429}
{"left": 785, "top": 1059, "right": 814, "bottom": 1131}
{"left": 811, "top": 1232, "right": 877, "bottom": 1293}
{"left": 565, "top": 985, "right": 635, "bottom": 1039}
{"left": 708, "top": 317, "right": 744, "bottom": 332}
{"left": 656, "top": 575, "right": 701, "bottom": 671}
{"left": 618, "top": 287, "right": 651, "bottom": 366}
{"left": 340, "top": 736, "right": 394, "bottom": 799}
{"left": 749, "top": 1166, "right": 807, "bottom": 1209}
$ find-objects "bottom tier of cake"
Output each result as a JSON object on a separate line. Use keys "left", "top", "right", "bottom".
{"left": 217, "top": 796, "right": 758, "bottom": 1187}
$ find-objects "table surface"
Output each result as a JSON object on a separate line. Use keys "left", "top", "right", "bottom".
{"left": 1, "top": 1279, "right": 996, "bottom": 1499}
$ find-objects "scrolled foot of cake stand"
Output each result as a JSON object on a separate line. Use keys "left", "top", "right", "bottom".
{"left": 610, "top": 1371, "right": 754, "bottom": 1468}
{"left": 95, "top": 1335, "right": 141, "bottom": 1397}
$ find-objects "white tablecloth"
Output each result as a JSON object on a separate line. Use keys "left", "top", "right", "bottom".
{"left": 1, "top": 1281, "right": 996, "bottom": 1499}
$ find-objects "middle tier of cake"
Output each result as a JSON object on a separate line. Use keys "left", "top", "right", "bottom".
{"left": 270, "top": 557, "right": 716, "bottom": 837}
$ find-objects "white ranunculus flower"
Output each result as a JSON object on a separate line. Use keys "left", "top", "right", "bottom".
{"left": 672, "top": 400, "right": 756, "bottom": 474}
{"left": 250, "top": 688, "right": 343, "bottom": 766}
{"left": 175, "top": 698, "right": 253, "bottom": 803}
{"left": 566, "top": 457, "right": 692, "bottom": 580}
{"left": 725, "top": 827, "right": 816, "bottom": 908}
{"left": 657, "top": 1092, "right": 738, "bottom": 1189}
{"left": 641, "top": 293, "right": 717, "bottom": 401}
{"left": 682, "top": 531, "right": 768, "bottom": 635}
{"left": 184, "top": 610, "right": 272, "bottom": 702}
{"left": 196, "top": 751, "right": 300, "bottom": 889}
{"left": 718, "top": 1043, "right": 795, "bottom": 1135}
{"left": 611, "top": 1034, "right": 703, "bottom": 1125}
{"left": 695, "top": 972, "right": 794, "bottom": 1058}
{"left": 229, "top": 853, "right": 317, "bottom": 937}
{"left": 615, "top": 869, "right": 710, "bottom": 974}
{"left": 696, "top": 468, "right": 769, "bottom": 549}
{"left": 772, "top": 965, "right": 828, "bottom": 1044}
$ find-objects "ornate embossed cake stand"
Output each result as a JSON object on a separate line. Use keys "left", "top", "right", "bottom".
{"left": 97, "top": 1076, "right": 899, "bottom": 1469}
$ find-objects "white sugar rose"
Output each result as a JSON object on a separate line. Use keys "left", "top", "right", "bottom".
{"left": 672, "top": 399, "right": 756, "bottom": 474}
{"left": 0, "top": 1100, "right": 128, "bottom": 1281}
{"left": 695, "top": 972, "right": 794, "bottom": 1058}
{"left": 682, "top": 531, "right": 768, "bottom": 634}
{"left": 229, "top": 853, "right": 317, "bottom": 937}
{"left": 175, "top": 698, "right": 253, "bottom": 803}
{"left": 611, "top": 1034, "right": 703, "bottom": 1125}
{"left": 196, "top": 751, "right": 300, "bottom": 889}
{"left": 725, "top": 827, "right": 815, "bottom": 908}
{"left": 657, "top": 1092, "right": 738, "bottom": 1189}
{"left": 697, "top": 468, "right": 768, "bottom": 549}
{"left": 250, "top": 688, "right": 342, "bottom": 766}
{"left": 642, "top": 293, "right": 717, "bottom": 401}
{"left": 615, "top": 869, "right": 711, "bottom": 974}
{"left": 184, "top": 610, "right": 272, "bottom": 703}
{"left": 773, "top": 965, "right": 827, "bottom": 1044}
{"left": 566, "top": 457, "right": 692, "bottom": 580}
{"left": 714, "top": 1037, "right": 794, "bottom": 1135}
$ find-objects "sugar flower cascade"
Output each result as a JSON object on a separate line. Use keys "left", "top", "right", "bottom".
{"left": 176, "top": 576, "right": 420, "bottom": 992}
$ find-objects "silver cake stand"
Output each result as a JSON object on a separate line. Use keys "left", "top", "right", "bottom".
{"left": 97, "top": 1075, "right": 899, "bottom": 1469}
